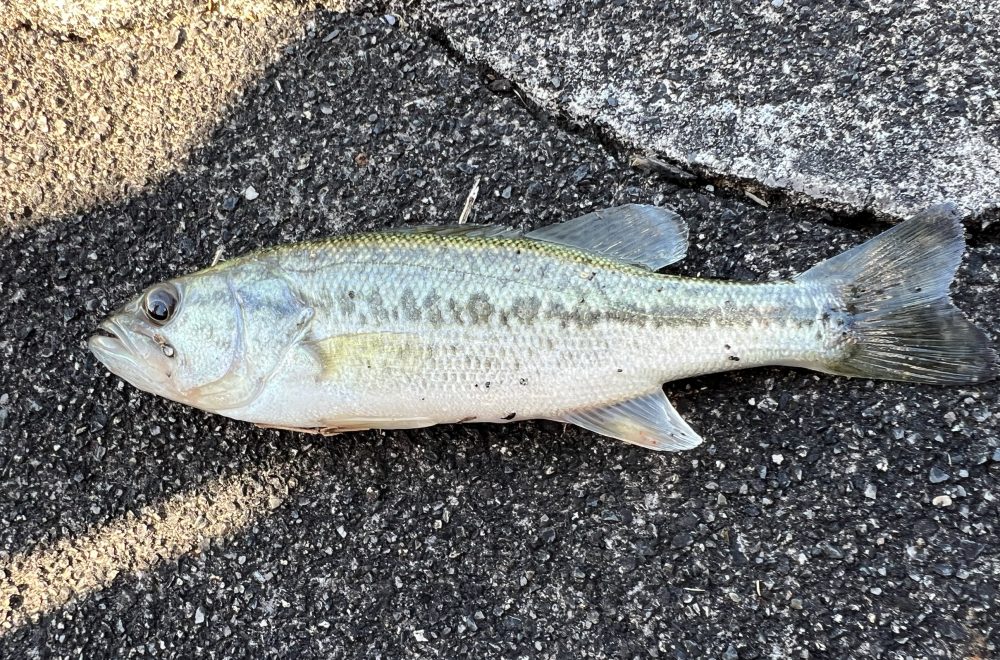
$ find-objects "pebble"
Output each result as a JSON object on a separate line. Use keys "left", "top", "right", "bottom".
{"left": 670, "top": 532, "right": 693, "bottom": 549}
{"left": 929, "top": 467, "right": 950, "bottom": 484}
{"left": 488, "top": 78, "right": 513, "bottom": 92}
{"left": 195, "top": 607, "right": 205, "bottom": 624}
{"left": 864, "top": 484, "right": 877, "bottom": 500}
{"left": 222, "top": 196, "right": 238, "bottom": 211}
{"left": 822, "top": 543, "right": 844, "bottom": 560}
{"left": 172, "top": 28, "right": 187, "bottom": 50}
{"left": 244, "top": 186, "right": 259, "bottom": 201}
{"left": 413, "top": 630, "right": 428, "bottom": 642}
{"left": 932, "top": 495, "right": 953, "bottom": 507}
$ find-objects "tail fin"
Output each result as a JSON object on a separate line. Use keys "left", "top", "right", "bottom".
{"left": 798, "top": 203, "right": 997, "bottom": 384}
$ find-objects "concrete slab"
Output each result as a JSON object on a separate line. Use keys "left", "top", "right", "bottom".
{"left": 417, "top": 0, "right": 1000, "bottom": 220}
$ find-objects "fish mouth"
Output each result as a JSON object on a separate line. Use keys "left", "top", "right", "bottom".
{"left": 88, "top": 318, "right": 169, "bottom": 396}
{"left": 88, "top": 319, "right": 131, "bottom": 359}
{"left": 91, "top": 324, "right": 119, "bottom": 341}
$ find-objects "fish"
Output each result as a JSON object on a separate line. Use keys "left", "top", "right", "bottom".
{"left": 89, "top": 203, "right": 997, "bottom": 451}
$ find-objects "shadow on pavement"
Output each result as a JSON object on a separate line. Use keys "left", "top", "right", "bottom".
{"left": 1, "top": 8, "right": 997, "bottom": 659}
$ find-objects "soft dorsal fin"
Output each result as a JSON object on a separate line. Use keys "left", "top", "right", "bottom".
{"left": 388, "top": 224, "right": 519, "bottom": 239}
{"left": 556, "top": 390, "right": 703, "bottom": 451}
{"left": 526, "top": 204, "right": 688, "bottom": 270}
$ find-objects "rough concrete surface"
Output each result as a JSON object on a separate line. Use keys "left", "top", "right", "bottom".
{"left": 417, "top": 0, "right": 1000, "bottom": 221}
{"left": 3, "top": 0, "right": 341, "bottom": 36}
{"left": 1, "top": 6, "right": 999, "bottom": 660}
{"left": 0, "top": 1, "right": 346, "bottom": 223}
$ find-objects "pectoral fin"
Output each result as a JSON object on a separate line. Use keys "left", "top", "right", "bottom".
{"left": 557, "top": 390, "right": 703, "bottom": 451}
{"left": 307, "top": 332, "right": 422, "bottom": 378}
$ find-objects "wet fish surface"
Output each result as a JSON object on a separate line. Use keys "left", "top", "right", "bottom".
{"left": 90, "top": 204, "right": 997, "bottom": 450}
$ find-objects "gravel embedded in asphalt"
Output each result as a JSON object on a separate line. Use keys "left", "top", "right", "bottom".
{"left": 1, "top": 9, "right": 998, "bottom": 659}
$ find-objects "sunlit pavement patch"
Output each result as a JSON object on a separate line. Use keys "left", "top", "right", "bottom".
{"left": 0, "top": 462, "right": 299, "bottom": 635}
{"left": 0, "top": 5, "right": 314, "bottom": 225}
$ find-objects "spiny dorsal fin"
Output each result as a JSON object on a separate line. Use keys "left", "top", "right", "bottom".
{"left": 556, "top": 390, "right": 703, "bottom": 451}
{"left": 526, "top": 204, "right": 688, "bottom": 270}
{"left": 388, "top": 224, "right": 519, "bottom": 239}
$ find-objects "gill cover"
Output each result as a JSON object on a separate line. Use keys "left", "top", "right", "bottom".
{"left": 187, "top": 263, "right": 314, "bottom": 410}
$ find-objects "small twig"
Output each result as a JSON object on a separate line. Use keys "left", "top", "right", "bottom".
{"left": 745, "top": 191, "right": 769, "bottom": 208}
{"left": 458, "top": 175, "right": 482, "bottom": 225}
{"left": 629, "top": 153, "right": 697, "bottom": 182}
{"left": 211, "top": 246, "right": 225, "bottom": 267}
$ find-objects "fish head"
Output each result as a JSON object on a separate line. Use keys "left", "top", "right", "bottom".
{"left": 89, "top": 271, "right": 242, "bottom": 409}
{"left": 89, "top": 263, "right": 314, "bottom": 413}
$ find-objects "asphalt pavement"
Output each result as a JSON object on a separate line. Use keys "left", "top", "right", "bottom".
{"left": 1, "top": 7, "right": 998, "bottom": 659}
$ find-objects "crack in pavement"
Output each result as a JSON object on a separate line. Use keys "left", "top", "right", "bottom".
{"left": 400, "top": 1, "right": 1000, "bottom": 242}
{"left": 1, "top": 9, "right": 997, "bottom": 656}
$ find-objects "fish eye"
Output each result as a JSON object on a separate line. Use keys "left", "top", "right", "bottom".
{"left": 144, "top": 284, "right": 179, "bottom": 325}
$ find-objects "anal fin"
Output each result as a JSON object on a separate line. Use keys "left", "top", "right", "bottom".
{"left": 557, "top": 390, "right": 702, "bottom": 451}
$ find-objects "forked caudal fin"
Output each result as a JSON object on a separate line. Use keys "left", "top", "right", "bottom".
{"left": 798, "top": 203, "right": 998, "bottom": 384}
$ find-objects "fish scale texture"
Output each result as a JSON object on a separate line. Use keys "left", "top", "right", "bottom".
{"left": 1, "top": 10, "right": 998, "bottom": 660}
{"left": 199, "top": 233, "right": 833, "bottom": 428}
